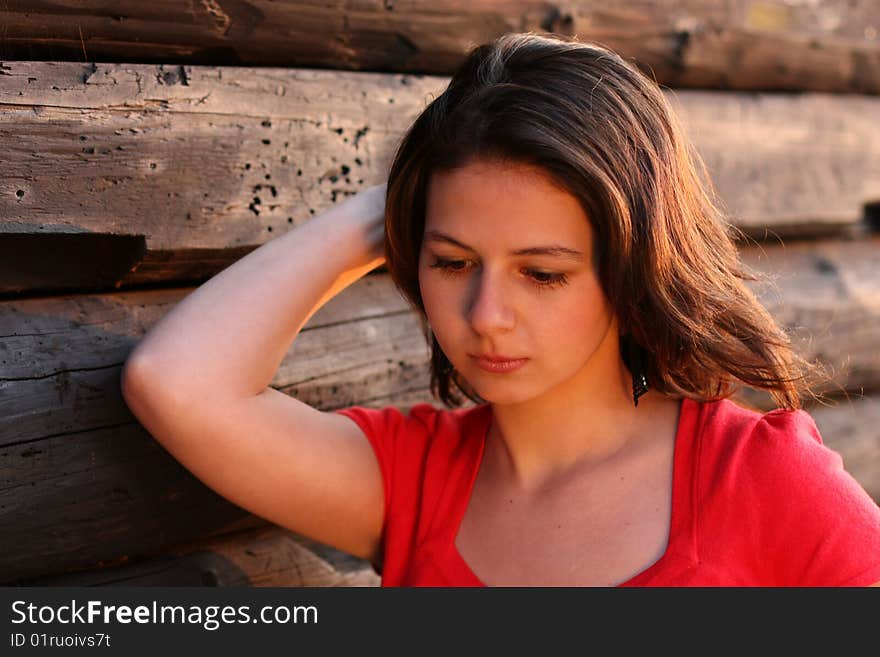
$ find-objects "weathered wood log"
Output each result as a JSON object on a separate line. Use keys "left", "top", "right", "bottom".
{"left": 0, "top": 1, "right": 878, "bottom": 94}
{"left": 670, "top": 93, "right": 880, "bottom": 239}
{"left": 0, "top": 273, "right": 433, "bottom": 584}
{"left": 15, "top": 524, "right": 379, "bottom": 587}
{"left": 163, "top": 525, "right": 380, "bottom": 587}
{"left": 3, "top": 61, "right": 879, "bottom": 295}
{"left": 0, "top": 61, "right": 423, "bottom": 295}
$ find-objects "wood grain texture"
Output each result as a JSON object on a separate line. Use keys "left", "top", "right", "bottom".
{"left": 0, "top": 61, "right": 424, "bottom": 249}
{"left": 16, "top": 524, "right": 380, "bottom": 587}
{"left": 0, "top": 1, "right": 877, "bottom": 93}
{"left": 0, "top": 274, "right": 429, "bottom": 583}
{"left": 670, "top": 91, "right": 880, "bottom": 238}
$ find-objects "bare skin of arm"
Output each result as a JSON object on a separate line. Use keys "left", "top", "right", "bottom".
{"left": 121, "top": 184, "right": 389, "bottom": 563}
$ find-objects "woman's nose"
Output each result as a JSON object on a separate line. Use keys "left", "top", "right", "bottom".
{"left": 466, "top": 267, "right": 516, "bottom": 334}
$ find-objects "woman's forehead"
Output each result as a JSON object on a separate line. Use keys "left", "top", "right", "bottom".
{"left": 424, "top": 162, "right": 593, "bottom": 249}
{"left": 427, "top": 159, "right": 563, "bottom": 197}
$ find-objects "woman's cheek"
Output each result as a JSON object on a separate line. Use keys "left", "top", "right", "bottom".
{"left": 419, "top": 274, "right": 454, "bottom": 333}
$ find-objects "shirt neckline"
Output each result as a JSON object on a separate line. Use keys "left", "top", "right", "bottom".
{"left": 446, "top": 397, "right": 696, "bottom": 587}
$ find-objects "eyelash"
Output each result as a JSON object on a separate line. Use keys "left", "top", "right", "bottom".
{"left": 428, "top": 258, "right": 570, "bottom": 290}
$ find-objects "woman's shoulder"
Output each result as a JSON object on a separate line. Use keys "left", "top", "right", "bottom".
{"left": 334, "top": 402, "right": 491, "bottom": 497}
{"left": 691, "top": 396, "right": 846, "bottom": 495}
{"left": 334, "top": 401, "right": 491, "bottom": 447}
{"left": 689, "top": 397, "right": 880, "bottom": 585}
{"left": 695, "top": 396, "right": 823, "bottom": 450}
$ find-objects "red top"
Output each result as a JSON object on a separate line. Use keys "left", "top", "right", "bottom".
{"left": 334, "top": 398, "right": 880, "bottom": 586}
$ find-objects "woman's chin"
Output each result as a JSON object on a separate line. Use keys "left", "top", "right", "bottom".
{"left": 466, "top": 378, "right": 534, "bottom": 406}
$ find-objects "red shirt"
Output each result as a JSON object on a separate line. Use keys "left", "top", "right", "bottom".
{"left": 334, "top": 397, "right": 880, "bottom": 586}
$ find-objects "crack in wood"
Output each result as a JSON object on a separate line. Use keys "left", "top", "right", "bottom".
{"left": 0, "top": 101, "right": 349, "bottom": 122}
{"left": 300, "top": 308, "right": 413, "bottom": 332}
{"left": 281, "top": 359, "right": 403, "bottom": 388}
{"left": 0, "top": 330, "right": 78, "bottom": 339}
{"left": 0, "top": 362, "right": 125, "bottom": 383}
{"left": 0, "top": 420, "right": 134, "bottom": 450}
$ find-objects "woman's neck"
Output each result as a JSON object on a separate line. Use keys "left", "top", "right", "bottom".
{"left": 485, "top": 324, "right": 672, "bottom": 495}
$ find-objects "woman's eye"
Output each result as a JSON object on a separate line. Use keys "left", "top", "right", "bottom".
{"left": 430, "top": 258, "right": 468, "bottom": 273}
{"left": 525, "top": 270, "right": 569, "bottom": 288}
{"left": 429, "top": 259, "right": 569, "bottom": 289}
{"left": 527, "top": 270, "right": 568, "bottom": 287}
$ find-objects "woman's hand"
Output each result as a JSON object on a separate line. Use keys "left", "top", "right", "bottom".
{"left": 330, "top": 182, "right": 387, "bottom": 267}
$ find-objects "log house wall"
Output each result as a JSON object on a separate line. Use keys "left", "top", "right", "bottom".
{"left": 1, "top": 2, "right": 878, "bottom": 586}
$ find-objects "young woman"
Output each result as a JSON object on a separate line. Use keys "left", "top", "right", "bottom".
{"left": 122, "top": 33, "right": 880, "bottom": 586}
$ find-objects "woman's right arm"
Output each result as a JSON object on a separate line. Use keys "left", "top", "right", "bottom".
{"left": 121, "top": 184, "right": 390, "bottom": 563}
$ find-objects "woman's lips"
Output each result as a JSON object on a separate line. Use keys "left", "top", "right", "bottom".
{"left": 470, "top": 355, "right": 529, "bottom": 373}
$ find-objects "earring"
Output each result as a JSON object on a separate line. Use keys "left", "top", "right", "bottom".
{"left": 624, "top": 334, "right": 649, "bottom": 407}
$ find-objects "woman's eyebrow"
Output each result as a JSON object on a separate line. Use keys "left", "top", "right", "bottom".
{"left": 424, "top": 229, "right": 585, "bottom": 261}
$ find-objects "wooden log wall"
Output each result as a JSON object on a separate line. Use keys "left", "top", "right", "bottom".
{"left": 1, "top": 1, "right": 879, "bottom": 93}
{"left": 17, "top": 525, "right": 381, "bottom": 587}
{"left": 2, "top": 2, "right": 879, "bottom": 586}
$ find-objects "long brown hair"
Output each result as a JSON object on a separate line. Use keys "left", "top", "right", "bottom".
{"left": 383, "top": 32, "right": 822, "bottom": 410}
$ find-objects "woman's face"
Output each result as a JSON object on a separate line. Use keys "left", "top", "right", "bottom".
{"left": 418, "top": 159, "right": 618, "bottom": 406}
